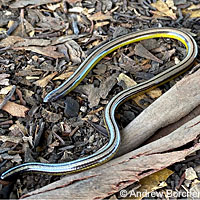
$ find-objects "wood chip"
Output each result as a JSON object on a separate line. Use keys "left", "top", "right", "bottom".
{"left": 0, "top": 135, "right": 22, "bottom": 144}
{"left": 34, "top": 72, "right": 58, "bottom": 88}
{"left": 0, "top": 99, "right": 29, "bottom": 117}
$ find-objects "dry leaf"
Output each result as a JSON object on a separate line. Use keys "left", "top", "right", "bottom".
{"left": 26, "top": 76, "right": 40, "bottom": 80}
{"left": 187, "top": 4, "right": 200, "bottom": 10}
{"left": 16, "top": 38, "right": 50, "bottom": 47}
{"left": 117, "top": 73, "right": 161, "bottom": 107}
{"left": 34, "top": 72, "right": 58, "bottom": 88}
{"left": 11, "top": 154, "right": 22, "bottom": 164}
{"left": 183, "top": 4, "right": 200, "bottom": 18}
{"left": 47, "top": 3, "right": 61, "bottom": 11}
{"left": 65, "top": 0, "right": 82, "bottom": 4}
{"left": 0, "top": 79, "right": 10, "bottom": 86}
{"left": 99, "top": 73, "right": 118, "bottom": 99}
{"left": 42, "top": 109, "right": 62, "bottom": 123}
{"left": 117, "top": 73, "right": 149, "bottom": 108}
{"left": 134, "top": 43, "right": 163, "bottom": 64}
{"left": 0, "top": 28, "right": 6, "bottom": 33}
{"left": 0, "top": 74, "right": 10, "bottom": 80}
{"left": 16, "top": 120, "right": 28, "bottom": 135}
{"left": 186, "top": 10, "right": 200, "bottom": 18}
{"left": 0, "top": 85, "right": 13, "bottom": 95}
{"left": 23, "top": 136, "right": 33, "bottom": 146}
{"left": 0, "top": 99, "right": 29, "bottom": 117}
{"left": 23, "top": 19, "right": 35, "bottom": 37}
{"left": 88, "top": 11, "right": 112, "bottom": 21}
{"left": 151, "top": 0, "right": 177, "bottom": 20}
{"left": 14, "top": 46, "right": 64, "bottom": 59}
{"left": 23, "top": 89, "right": 34, "bottom": 97}
{"left": 0, "top": 135, "right": 22, "bottom": 144}
{"left": 53, "top": 71, "right": 74, "bottom": 80}
{"left": 10, "top": 0, "right": 61, "bottom": 8}
{"left": 117, "top": 73, "right": 137, "bottom": 88}
{"left": 0, "top": 36, "right": 24, "bottom": 47}
{"left": 185, "top": 167, "right": 198, "bottom": 181}
{"left": 94, "top": 21, "right": 110, "bottom": 28}
{"left": 63, "top": 40, "right": 85, "bottom": 63}
{"left": 166, "top": 0, "right": 176, "bottom": 9}
{"left": 68, "top": 7, "right": 85, "bottom": 13}
{"left": 131, "top": 168, "right": 174, "bottom": 199}
{"left": 147, "top": 88, "right": 162, "bottom": 99}
{"left": 133, "top": 94, "right": 148, "bottom": 107}
{"left": 7, "top": 20, "right": 15, "bottom": 28}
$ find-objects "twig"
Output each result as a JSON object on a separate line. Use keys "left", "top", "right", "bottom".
{"left": 0, "top": 85, "right": 16, "bottom": 110}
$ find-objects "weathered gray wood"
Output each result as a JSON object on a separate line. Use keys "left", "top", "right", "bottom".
{"left": 118, "top": 69, "right": 200, "bottom": 156}
{"left": 22, "top": 114, "right": 200, "bottom": 199}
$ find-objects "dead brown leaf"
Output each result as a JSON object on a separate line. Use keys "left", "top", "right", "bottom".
{"left": 0, "top": 100, "right": 29, "bottom": 117}
{"left": 0, "top": 79, "right": 9, "bottom": 86}
{"left": 151, "top": 0, "right": 177, "bottom": 20}
{"left": 133, "top": 168, "right": 174, "bottom": 199}
{"left": 147, "top": 88, "right": 162, "bottom": 99}
{"left": 94, "top": 21, "right": 110, "bottom": 28}
{"left": 0, "top": 74, "right": 10, "bottom": 86}
{"left": 117, "top": 73, "right": 137, "bottom": 88}
{"left": 187, "top": 4, "right": 200, "bottom": 11}
{"left": 53, "top": 71, "right": 74, "bottom": 80}
{"left": 42, "top": 109, "right": 62, "bottom": 123}
{"left": 10, "top": 0, "right": 61, "bottom": 8}
{"left": 166, "top": 0, "right": 176, "bottom": 9}
{"left": 14, "top": 46, "right": 64, "bottom": 59}
{"left": 0, "top": 135, "right": 22, "bottom": 144}
{"left": 65, "top": 0, "right": 82, "bottom": 3}
{"left": 0, "top": 36, "right": 24, "bottom": 47}
{"left": 0, "top": 36, "right": 51, "bottom": 48}
{"left": 63, "top": 40, "right": 85, "bottom": 63}
{"left": 99, "top": 73, "right": 118, "bottom": 99}
{"left": 16, "top": 38, "right": 51, "bottom": 47}
{"left": 34, "top": 72, "right": 58, "bottom": 88}
{"left": 183, "top": 4, "right": 200, "bottom": 18}
{"left": 88, "top": 11, "right": 112, "bottom": 21}
{"left": 0, "top": 86, "right": 13, "bottom": 95}
{"left": 47, "top": 3, "right": 61, "bottom": 11}
{"left": 36, "top": 15, "right": 64, "bottom": 31}
{"left": 134, "top": 43, "right": 163, "bottom": 64}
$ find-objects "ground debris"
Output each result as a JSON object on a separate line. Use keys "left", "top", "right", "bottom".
{"left": 0, "top": 0, "right": 200, "bottom": 198}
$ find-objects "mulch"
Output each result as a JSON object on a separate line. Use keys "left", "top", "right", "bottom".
{"left": 0, "top": 0, "right": 200, "bottom": 199}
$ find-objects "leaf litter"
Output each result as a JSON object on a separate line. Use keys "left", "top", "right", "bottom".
{"left": 0, "top": 0, "right": 200, "bottom": 199}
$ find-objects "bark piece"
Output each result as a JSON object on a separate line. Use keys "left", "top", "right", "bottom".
{"left": 118, "top": 69, "right": 200, "bottom": 156}
{"left": 22, "top": 115, "right": 200, "bottom": 199}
